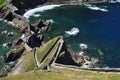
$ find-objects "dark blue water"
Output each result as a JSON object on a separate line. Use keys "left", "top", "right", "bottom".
{"left": 30, "top": 3, "right": 120, "bottom": 68}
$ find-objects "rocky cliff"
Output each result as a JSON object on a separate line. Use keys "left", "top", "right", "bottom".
{"left": 11, "top": 0, "right": 110, "bottom": 9}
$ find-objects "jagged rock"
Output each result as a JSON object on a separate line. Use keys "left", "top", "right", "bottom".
{"left": 14, "top": 39, "right": 23, "bottom": 46}
{"left": 4, "top": 46, "right": 26, "bottom": 63}
{"left": 56, "top": 40, "right": 79, "bottom": 66}
{"left": 11, "top": 0, "right": 45, "bottom": 9}
{"left": 35, "top": 19, "right": 44, "bottom": 28}
{"left": 12, "top": 19, "right": 29, "bottom": 32}
{"left": 27, "top": 34, "right": 43, "bottom": 48}
{"left": 85, "top": 56, "right": 91, "bottom": 61}
{"left": 5, "top": 12, "right": 14, "bottom": 21}
{"left": 31, "top": 19, "right": 44, "bottom": 29}
{"left": 29, "top": 24, "right": 40, "bottom": 33}
{"left": 77, "top": 55, "right": 85, "bottom": 64}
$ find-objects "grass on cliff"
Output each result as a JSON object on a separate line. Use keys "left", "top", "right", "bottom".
{"left": 39, "top": 41, "right": 59, "bottom": 69}
{"left": 0, "top": 0, "right": 6, "bottom": 9}
{"left": 36, "top": 37, "right": 58, "bottom": 63}
{"left": 23, "top": 51, "right": 35, "bottom": 72}
{"left": 24, "top": 37, "right": 59, "bottom": 71}
{"left": 1, "top": 68, "right": 120, "bottom": 80}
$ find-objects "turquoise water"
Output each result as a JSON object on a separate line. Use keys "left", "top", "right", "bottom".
{"left": 0, "top": 21, "right": 21, "bottom": 67}
{"left": 30, "top": 3, "right": 120, "bottom": 68}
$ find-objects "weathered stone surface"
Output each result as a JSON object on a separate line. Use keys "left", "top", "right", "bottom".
{"left": 4, "top": 46, "right": 26, "bottom": 63}
{"left": 32, "top": 19, "right": 44, "bottom": 28}
{"left": 77, "top": 55, "right": 85, "bottom": 64}
{"left": 14, "top": 39, "right": 23, "bottom": 46}
{"left": 85, "top": 56, "right": 91, "bottom": 61}
{"left": 12, "top": 19, "right": 29, "bottom": 32}
{"left": 55, "top": 39, "right": 79, "bottom": 66}
{"left": 27, "top": 34, "right": 43, "bottom": 48}
{"left": 5, "top": 12, "right": 14, "bottom": 21}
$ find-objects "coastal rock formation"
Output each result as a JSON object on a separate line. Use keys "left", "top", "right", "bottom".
{"left": 4, "top": 46, "right": 26, "bottom": 63}
{"left": 27, "top": 34, "right": 43, "bottom": 48}
{"left": 30, "top": 19, "right": 44, "bottom": 33}
{"left": 11, "top": 0, "right": 46, "bottom": 9}
{"left": 55, "top": 41, "right": 79, "bottom": 66}
{"left": 31, "top": 19, "right": 44, "bottom": 28}
{"left": 12, "top": 19, "right": 30, "bottom": 32}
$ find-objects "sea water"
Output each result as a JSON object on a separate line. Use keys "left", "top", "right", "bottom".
{"left": 26, "top": 2, "right": 120, "bottom": 68}
{"left": 0, "top": 21, "right": 20, "bottom": 68}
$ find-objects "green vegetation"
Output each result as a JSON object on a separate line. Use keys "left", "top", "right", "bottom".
{"left": 1, "top": 68, "right": 120, "bottom": 80}
{"left": 24, "top": 51, "right": 35, "bottom": 72}
{"left": 23, "top": 37, "right": 59, "bottom": 71}
{"left": 39, "top": 42, "right": 59, "bottom": 69}
{"left": 0, "top": 0, "right": 6, "bottom": 9}
{"left": 36, "top": 37, "right": 58, "bottom": 62}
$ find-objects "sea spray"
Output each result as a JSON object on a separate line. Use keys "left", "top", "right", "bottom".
{"left": 46, "top": 19, "right": 54, "bottom": 24}
{"left": 23, "top": 5, "right": 62, "bottom": 18}
{"left": 65, "top": 27, "right": 80, "bottom": 36}
{"left": 33, "top": 14, "right": 41, "bottom": 17}
{"left": 84, "top": 4, "right": 108, "bottom": 12}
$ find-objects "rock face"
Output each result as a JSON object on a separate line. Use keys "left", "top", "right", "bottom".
{"left": 4, "top": 46, "right": 26, "bottom": 63}
{"left": 55, "top": 40, "right": 79, "bottom": 66}
{"left": 30, "top": 19, "right": 44, "bottom": 33}
{"left": 32, "top": 19, "right": 44, "bottom": 28}
{"left": 4, "top": 12, "right": 14, "bottom": 21}
{"left": 12, "top": 19, "right": 30, "bottom": 32}
{"left": 27, "top": 34, "right": 43, "bottom": 48}
{"left": 11, "top": 0, "right": 111, "bottom": 9}
{"left": 11, "top": 0, "right": 46, "bottom": 9}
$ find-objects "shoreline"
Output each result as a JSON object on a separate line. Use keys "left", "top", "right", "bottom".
{"left": 0, "top": 0, "right": 120, "bottom": 77}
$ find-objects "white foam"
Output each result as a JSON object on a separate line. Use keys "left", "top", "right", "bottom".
{"left": 23, "top": 5, "right": 62, "bottom": 18}
{"left": 21, "top": 34, "right": 25, "bottom": 39}
{"left": 46, "top": 19, "right": 54, "bottom": 23}
{"left": 79, "top": 51, "right": 84, "bottom": 55}
{"left": 1, "top": 30, "right": 7, "bottom": 35}
{"left": 80, "top": 43, "right": 88, "bottom": 50}
{"left": 65, "top": 27, "right": 80, "bottom": 36}
{"left": 7, "top": 32, "right": 14, "bottom": 36}
{"left": 2, "top": 43, "right": 7, "bottom": 48}
{"left": 7, "top": 21, "right": 15, "bottom": 26}
{"left": 33, "top": 14, "right": 41, "bottom": 17}
{"left": 84, "top": 4, "right": 108, "bottom": 12}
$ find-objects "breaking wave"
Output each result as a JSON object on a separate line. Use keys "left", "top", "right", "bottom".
{"left": 65, "top": 27, "right": 80, "bottom": 36}
{"left": 23, "top": 5, "right": 62, "bottom": 18}
{"left": 84, "top": 4, "right": 108, "bottom": 12}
